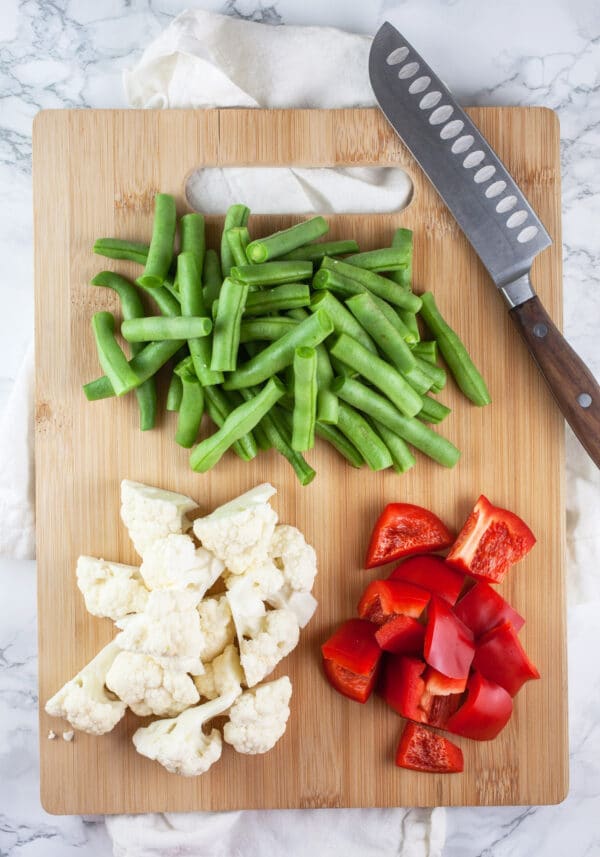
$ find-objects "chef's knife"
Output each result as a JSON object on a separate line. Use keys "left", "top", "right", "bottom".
{"left": 369, "top": 22, "right": 600, "bottom": 467}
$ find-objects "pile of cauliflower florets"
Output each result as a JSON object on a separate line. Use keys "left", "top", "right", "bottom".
{"left": 45, "top": 480, "right": 317, "bottom": 776}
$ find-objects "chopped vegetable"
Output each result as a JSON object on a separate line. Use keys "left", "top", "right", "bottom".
{"left": 357, "top": 579, "right": 430, "bottom": 624}
{"left": 423, "top": 596, "right": 475, "bottom": 680}
{"left": 453, "top": 581, "right": 525, "bottom": 639}
{"left": 395, "top": 722, "right": 463, "bottom": 774}
{"left": 445, "top": 672, "right": 513, "bottom": 741}
{"left": 137, "top": 193, "right": 177, "bottom": 289}
{"left": 374, "top": 614, "right": 425, "bottom": 654}
{"left": 246, "top": 216, "right": 328, "bottom": 263}
{"left": 321, "top": 618, "right": 381, "bottom": 703}
{"left": 365, "top": 503, "right": 454, "bottom": 568}
{"left": 472, "top": 621, "right": 540, "bottom": 696}
{"left": 388, "top": 555, "right": 464, "bottom": 605}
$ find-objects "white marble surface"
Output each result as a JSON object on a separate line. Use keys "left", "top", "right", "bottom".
{"left": 1, "top": 1, "right": 599, "bottom": 855}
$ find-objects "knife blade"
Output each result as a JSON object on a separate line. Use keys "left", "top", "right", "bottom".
{"left": 370, "top": 21, "right": 600, "bottom": 468}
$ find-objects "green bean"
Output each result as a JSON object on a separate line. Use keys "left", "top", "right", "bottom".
{"left": 180, "top": 213, "right": 206, "bottom": 274}
{"left": 166, "top": 372, "right": 183, "bottom": 412}
{"left": 370, "top": 418, "right": 416, "bottom": 474}
{"left": 223, "top": 310, "right": 334, "bottom": 391}
{"left": 244, "top": 284, "right": 311, "bottom": 316}
{"left": 91, "top": 312, "right": 140, "bottom": 397}
{"left": 221, "top": 205, "right": 250, "bottom": 277}
{"left": 412, "top": 340, "right": 438, "bottom": 364}
{"left": 239, "top": 317, "right": 299, "bottom": 343}
{"left": 246, "top": 216, "right": 328, "bottom": 263}
{"left": 402, "top": 362, "right": 435, "bottom": 395}
{"left": 336, "top": 402, "right": 393, "bottom": 471}
{"left": 137, "top": 194, "right": 177, "bottom": 288}
{"left": 226, "top": 227, "right": 251, "bottom": 267}
{"left": 333, "top": 376, "right": 460, "bottom": 468}
{"left": 121, "top": 316, "right": 212, "bottom": 342}
{"left": 414, "top": 356, "right": 446, "bottom": 392}
{"left": 189, "top": 378, "right": 284, "bottom": 472}
{"left": 398, "top": 310, "right": 420, "bottom": 343}
{"left": 418, "top": 395, "right": 451, "bottom": 424}
{"left": 174, "top": 357, "right": 204, "bottom": 448}
{"left": 291, "top": 347, "right": 317, "bottom": 451}
{"left": 178, "top": 252, "right": 223, "bottom": 387}
{"left": 202, "top": 249, "right": 223, "bottom": 308}
{"left": 279, "top": 240, "right": 359, "bottom": 262}
{"left": 203, "top": 386, "right": 257, "bottom": 462}
{"left": 345, "top": 292, "right": 416, "bottom": 374}
{"left": 231, "top": 261, "right": 312, "bottom": 287}
{"left": 329, "top": 333, "right": 423, "bottom": 418}
{"left": 319, "top": 257, "right": 422, "bottom": 312}
{"left": 288, "top": 307, "right": 338, "bottom": 424}
{"left": 83, "top": 339, "right": 185, "bottom": 401}
{"left": 369, "top": 293, "right": 416, "bottom": 344}
{"left": 93, "top": 238, "right": 149, "bottom": 266}
{"left": 210, "top": 278, "right": 249, "bottom": 372}
{"left": 345, "top": 248, "right": 410, "bottom": 272}
{"left": 90, "top": 272, "right": 157, "bottom": 430}
{"left": 310, "top": 291, "right": 377, "bottom": 354}
{"left": 388, "top": 228, "right": 413, "bottom": 291}
{"left": 419, "top": 292, "right": 491, "bottom": 406}
{"left": 138, "top": 283, "right": 181, "bottom": 317}
{"left": 315, "top": 421, "right": 363, "bottom": 467}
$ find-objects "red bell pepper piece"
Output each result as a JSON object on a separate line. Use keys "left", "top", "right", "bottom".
{"left": 473, "top": 620, "right": 540, "bottom": 696}
{"left": 358, "top": 580, "right": 430, "bottom": 625}
{"left": 424, "top": 596, "right": 475, "bottom": 680}
{"left": 321, "top": 619, "right": 382, "bottom": 704}
{"left": 424, "top": 667, "right": 468, "bottom": 696}
{"left": 382, "top": 655, "right": 429, "bottom": 722}
{"left": 395, "top": 722, "right": 464, "bottom": 774}
{"left": 427, "top": 693, "right": 463, "bottom": 728}
{"left": 375, "top": 615, "right": 425, "bottom": 654}
{"left": 389, "top": 554, "right": 465, "bottom": 605}
{"left": 365, "top": 503, "right": 454, "bottom": 568}
{"left": 445, "top": 671, "right": 513, "bottom": 740}
{"left": 454, "top": 581, "right": 525, "bottom": 639}
{"left": 446, "top": 495, "right": 536, "bottom": 584}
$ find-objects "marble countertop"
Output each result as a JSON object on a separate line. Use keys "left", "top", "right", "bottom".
{"left": 1, "top": 1, "right": 599, "bottom": 855}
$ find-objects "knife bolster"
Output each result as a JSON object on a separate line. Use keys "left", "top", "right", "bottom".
{"left": 500, "top": 273, "right": 536, "bottom": 309}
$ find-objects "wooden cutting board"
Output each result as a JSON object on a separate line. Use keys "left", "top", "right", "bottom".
{"left": 33, "top": 107, "right": 566, "bottom": 814}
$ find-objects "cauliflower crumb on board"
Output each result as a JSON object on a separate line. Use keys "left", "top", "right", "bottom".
{"left": 47, "top": 730, "right": 56, "bottom": 740}
{"left": 45, "top": 480, "right": 318, "bottom": 777}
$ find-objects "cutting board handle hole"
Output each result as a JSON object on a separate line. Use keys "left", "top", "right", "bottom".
{"left": 184, "top": 167, "right": 413, "bottom": 215}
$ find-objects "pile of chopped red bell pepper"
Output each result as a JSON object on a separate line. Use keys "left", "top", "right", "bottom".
{"left": 322, "top": 495, "right": 540, "bottom": 775}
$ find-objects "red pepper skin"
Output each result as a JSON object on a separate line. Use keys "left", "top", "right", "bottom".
{"left": 388, "top": 555, "right": 465, "bottom": 605}
{"left": 395, "top": 722, "right": 464, "bottom": 773}
{"left": 427, "top": 693, "right": 463, "bottom": 728}
{"left": 322, "top": 657, "right": 378, "bottom": 704}
{"left": 424, "top": 596, "right": 475, "bottom": 680}
{"left": 424, "top": 667, "right": 468, "bottom": 696}
{"left": 375, "top": 615, "right": 426, "bottom": 654}
{"left": 446, "top": 495, "right": 536, "bottom": 584}
{"left": 358, "top": 580, "right": 430, "bottom": 625}
{"left": 365, "top": 503, "right": 454, "bottom": 568}
{"left": 445, "top": 671, "right": 513, "bottom": 740}
{"left": 382, "top": 655, "right": 429, "bottom": 722}
{"left": 473, "top": 621, "right": 540, "bottom": 696}
{"left": 321, "top": 619, "right": 381, "bottom": 675}
{"left": 454, "top": 581, "right": 525, "bottom": 639}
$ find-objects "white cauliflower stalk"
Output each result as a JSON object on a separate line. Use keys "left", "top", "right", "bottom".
{"left": 224, "top": 676, "right": 292, "bottom": 754}
{"left": 115, "top": 590, "right": 204, "bottom": 675}
{"left": 45, "top": 641, "right": 126, "bottom": 735}
{"left": 106, "top": 651, "right": 199, "bottom": 717}
{"left": 193, "top": 483, "right": 277, "bottom": 575}
{"left": 121, "top": 480, "right": 198, "bottom": 557}
{"left": 76, "top": 556, "right": 149, "bottom": 620}
{"left": 132, "top": 690, "right": 238, "bottom": 776}
{"left": 267, "top": 589, "right": 318, "bottom": 629}
{"left": 140, "top": 534, "right": 224, "bottom": 599}
{"left": 238, "top": 609, "right": 300, "bottom": 688}
{"left": 197, "top": 595, "right": 235, "bottom": 662}
{"left": 193, "top": 644, "right": 244, "bottom": 701}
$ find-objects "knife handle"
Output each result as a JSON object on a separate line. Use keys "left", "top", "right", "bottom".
{"left": 511, "top": 295, "right": 600, "bottom": 467}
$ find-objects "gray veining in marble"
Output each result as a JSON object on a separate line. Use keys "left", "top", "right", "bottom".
{"left": 1, "top": 1, "right": 599, "bottom": 855}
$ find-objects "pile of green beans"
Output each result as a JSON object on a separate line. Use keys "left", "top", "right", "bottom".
{"left": 86, "top": 193, "right": 490, "bottom": 481}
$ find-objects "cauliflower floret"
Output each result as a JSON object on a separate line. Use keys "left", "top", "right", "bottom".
{"left": 226, "top": 578, "right": 267, "bottom": 640}
{"left": 106, "top": 651, "right": 199, "bottom": 717}
{"left": 266, "top": 589, "right": 318, "bottom": 629}
{"left": 140, "top": 534, "right": 224, "bottom": 598}
{"left": 193, "top": 484, "right": 277, "bottom": 576}
{"left": 269, "top": 525, "right": 317, "bottom": 593}
{"left": 76, "top": 556, "right": 149, "bottom": 620}
{"left": 238, "top": 609, "right": 300, "bottom": 688}
{"left": 132, "top": 690, "right": 238, "bottom": 776}
{"left": 45, "top": 641, "right": 126, "bottom": 735}
{"left": 197, "top": 595, "right": 235, "bottom": 662}
{"left": 224, "top": 560, "right": 284, "bottom": 601}
{"left": 121, "top": 480, "right": 198, "bottom": 557}
{"left": 224, "top": 676, "right": 292, "bottom": 754}
{"left": 194, "top": 644, "right": 244, "bottom": 701}
{"left": 115, "top": 590, "right": 204, "bottom": 675}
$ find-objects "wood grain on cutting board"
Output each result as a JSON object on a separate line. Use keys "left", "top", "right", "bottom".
{"left": 33, "top": 108, "right": 566, "bottom": 813}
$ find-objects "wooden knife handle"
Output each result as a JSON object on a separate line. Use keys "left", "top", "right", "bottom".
{"left": 511, "top": 295, "right": 600, "bottom": 467}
